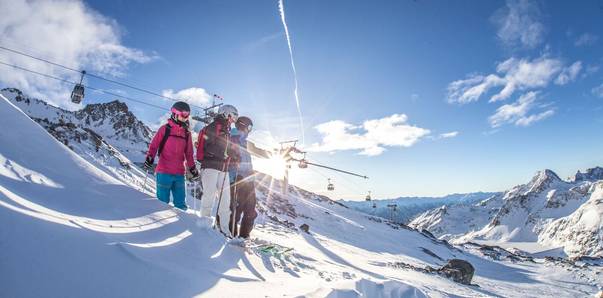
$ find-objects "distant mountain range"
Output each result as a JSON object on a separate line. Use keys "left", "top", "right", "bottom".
{"left": 409, "top": 167, "right": 603, "bottom": 257}
{"left": 341, "top": 192, "right": 499, "bottom": 224}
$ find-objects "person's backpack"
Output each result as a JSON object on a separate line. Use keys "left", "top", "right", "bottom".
{"left": 158, "top": 124, "right": 189, "bottom": 157}
{"left": 197, "top": 122, "right": 226, "bottom": 161}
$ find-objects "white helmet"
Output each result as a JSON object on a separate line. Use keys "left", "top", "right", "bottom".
{"left": 218, "top": 104, "right": 238, "bottom": 120}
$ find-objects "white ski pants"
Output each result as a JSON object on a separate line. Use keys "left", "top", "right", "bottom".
{"left": 200, "top": 168, "right": 231, "bottom": 235}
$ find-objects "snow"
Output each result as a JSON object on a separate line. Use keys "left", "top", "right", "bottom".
{"left": 0, "top": 88, "right": 154, "bottom": 195}
{"left": 1, "top": 93, "right": 601, "bottom": 297}
{"left": 411, "top": 166, "right": 603, "bottom": 258}
{"left": 342, "top": 192, "right": 498, "bottom": 224}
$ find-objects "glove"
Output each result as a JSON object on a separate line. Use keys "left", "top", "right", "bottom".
{"left": 189, "top": 166, "right": 199, "bottom": 180}
{"left": 144, "top": 156, "right": 154, "bottom": 170}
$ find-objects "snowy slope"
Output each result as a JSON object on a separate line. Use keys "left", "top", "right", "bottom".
{"left": 410, "top": 168, "right": 603, "bottom": 258}
{"left": 1, "top": 94, "right": 601, "bottom": 297}
{"left": 0, "top": 88, "right": 153, "bottom": 193}
{"left": 342, "top": 192, "right": 498, "bottom": 224}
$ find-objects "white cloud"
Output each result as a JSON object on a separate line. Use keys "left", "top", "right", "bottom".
{"left": 0, "top": 0, "right": 155, "bottom": 108}
{"left": 439, "top": 131, "right": 459, "bottom": 139}
{"left": 161, "top": 87, "right": 212, "bottom": 108}
{"left": 555, "top": 61, "right": 582, "bottom": 85}
{"left": 585, "top": 64, "right": 601, "bottom": 76}
{"left": 447, "top": 56, "right": 566, "bottom": 103}
{"left": 149, "top": 112, "right": 172, "bottom": 131}
{"left": 592, "top": 83, "right": 603, "bottom": 98}
{"left": 574, "top": 33, "right": 599, "bottom": 47}
{"left": 308, "top": 114, "right": 430, "bottom": 156}
{"left": 488, "top": 91, "right": 554, "bottom": 127}
{"left": 515, "top": 110, "right": 554, "bottom": 126}
{"left": 491, "top": 0, "right": 545, "bottom": 48}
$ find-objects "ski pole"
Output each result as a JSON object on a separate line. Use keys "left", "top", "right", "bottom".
{"left": 143, "top": 168, "right": 149, "bottom": 195}
{"left": 193, "top": 176, "right": 197, "bottom": 216}
{"left": 230, "top": 168, "right": 239, "bottom": 237}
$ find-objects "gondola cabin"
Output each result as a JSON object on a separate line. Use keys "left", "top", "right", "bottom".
{"left": 70, "top": 70, "right": 86, "bottom": 104}
{"left": 327, "top": 178, "right": 334, "bottom": 191}
{"left": 70, "top": 84, "right": 84, "bottom": 104}
{"left": 298, "top": 159, "right": 308, "bottom": 169}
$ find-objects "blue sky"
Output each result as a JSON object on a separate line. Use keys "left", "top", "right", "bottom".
{"left": 1, "top": 0, "right": 603, "bottom": 199}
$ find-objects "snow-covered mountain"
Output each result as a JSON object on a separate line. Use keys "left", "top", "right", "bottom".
{"left": 2, "top": 91, "right": 602, "bottom": 297}
{"left": 539, "top": 182, "right": 603, "bottom": 257}
{"left": 1, "top": 88, "right": 152, "bottom": 162}
{"left": 410, "top": 167, "right": 603, "bottom": 258}
{"left": 342, "top": 192, "right": 499, "bottom": 224}
{"left": 0, "top": 88, "right": 153, "bottom": 193}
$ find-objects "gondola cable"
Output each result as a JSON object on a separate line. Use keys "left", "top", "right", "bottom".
{"left": 0, "top": 45, "right": 222, "bottom": 109}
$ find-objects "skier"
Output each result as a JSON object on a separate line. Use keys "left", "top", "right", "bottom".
{"left": 144, "top": 101, "right": 198, "bottom": 211}
{"left": 228, "top": 116, "right": 271, "bottom": 239}
{"left": 196, "top": 104, "right": 239, "bottom": 236}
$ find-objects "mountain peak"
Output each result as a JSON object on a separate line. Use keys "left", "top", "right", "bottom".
{"left": 539, "top": 169, "right": 561, "bottom": 181}
{"left": 525, "top": 169, "right": 563, "bottom": 193}
{"left": 82, "top": 100, "right": 129, "bottom": 114}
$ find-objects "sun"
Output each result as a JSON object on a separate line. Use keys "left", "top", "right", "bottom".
{"left": 254, "top": 153, "right": 287, "bottom": 179}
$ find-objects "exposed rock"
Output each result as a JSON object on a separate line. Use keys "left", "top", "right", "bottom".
{"left": 300, "top": 223, "right": 310, "bottom": 233}
{"left": 389, "top": 259, "right": 475, "bottom": 285}
{"left": 572, "top": 167, "right": 603, "bottom": 182}
{"left": 438, "top": 259, "right": 475, "bottom": 285}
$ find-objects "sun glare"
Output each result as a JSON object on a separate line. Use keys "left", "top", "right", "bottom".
{"left": 265, "top": 154, "right": 287, "bottom": 179}
{"left": 253, "top": 152, "right": 288, "bottom": 180}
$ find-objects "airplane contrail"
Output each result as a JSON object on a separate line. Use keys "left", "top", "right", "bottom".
{"left": 278, "top": 0, "right": 305, "bottom": 145}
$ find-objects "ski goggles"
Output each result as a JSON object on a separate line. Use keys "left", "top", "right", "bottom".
{"left": 239, "top": 123, "right": 252, "bottom": 132}
{"left": 171, "top": 108, "right": 190, "bottom": 118}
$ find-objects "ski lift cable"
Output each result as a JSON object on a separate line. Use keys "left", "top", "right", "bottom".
{"left": 303, "top": 163, "right": 364, "bottom": 197}
{"left": 0, "top": 45, "right": 221, "bottom": 110}
{"left": 290, "top": 158, "right": 367, "bottom": 179}
{"left": 0, "top": 60, "right": 168, "bottom": 111}
{"left": 305, "top": 155, "right": 372, "bottom": 197}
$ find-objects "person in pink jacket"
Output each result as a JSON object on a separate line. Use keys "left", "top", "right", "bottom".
{"left": 144, "top": 101, "right": 198, "bottom": 210}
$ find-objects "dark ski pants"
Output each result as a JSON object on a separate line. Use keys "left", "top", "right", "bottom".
{"left": 156, "top": 173, "right": 187, "bottom": 210}
{"left": 229, "top": 176, "right": 258, "bottom": 238}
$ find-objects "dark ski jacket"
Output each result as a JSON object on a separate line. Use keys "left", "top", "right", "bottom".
{"left": 196, "top": 116, "right": 235, "bottom": 171}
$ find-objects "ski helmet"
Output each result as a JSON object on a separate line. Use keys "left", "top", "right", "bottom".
{"left": 218, "top": 104, "right": 238, "bottom": 121}
{"left": 171, "top": 101, "right": 190, "bottom": 118}
{"left": 235, "top": 116, "right": 253, "bottom": 131}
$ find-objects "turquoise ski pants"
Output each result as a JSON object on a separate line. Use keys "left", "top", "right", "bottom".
{"left": 156, "top": 173, "right": 187, "bottom": 210}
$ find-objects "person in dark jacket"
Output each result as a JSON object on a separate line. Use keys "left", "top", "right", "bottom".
{"left": 228, "top": 116, "right": 271, "bottom": 239}
{"left": 145, "top": 101, "right": 198, "bottom": 210}
{"left": 196, "top": 104, "right": 238, "bottom": 235}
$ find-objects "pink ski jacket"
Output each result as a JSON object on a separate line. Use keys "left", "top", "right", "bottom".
{"left": 146, "top": 119, "right": 194, "bottom": 175}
